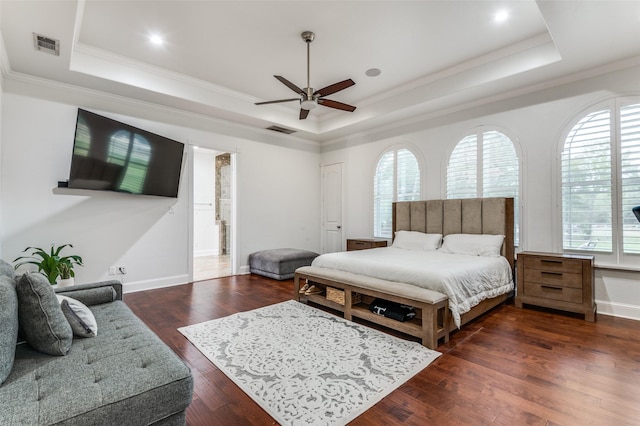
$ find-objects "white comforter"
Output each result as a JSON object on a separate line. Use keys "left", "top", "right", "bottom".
{"left": 311, "top": 247, "right": 514, "bottom": 327}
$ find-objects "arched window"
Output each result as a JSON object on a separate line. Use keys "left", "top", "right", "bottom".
{"left": 561, "top": 99, "right": 640, "bottom": 260}
{"left": 108, "top": 130, "right": 151, "bottom": 194}
{"left": 446, "top": 129, "right": 520, "bottom": 243}
{"left": 373, "top": 147, "right": 421, "bottom": 238}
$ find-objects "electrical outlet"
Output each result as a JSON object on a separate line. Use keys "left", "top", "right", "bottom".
{"left": 108, "top": 266, "right": 117, "bottom": 275}
{"left": 118, "top": 266, "right": 127, "bottom": 275}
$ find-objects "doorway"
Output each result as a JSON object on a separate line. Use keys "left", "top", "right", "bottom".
{"left": 192, "top": 147, "right": 233, "bottom": 280}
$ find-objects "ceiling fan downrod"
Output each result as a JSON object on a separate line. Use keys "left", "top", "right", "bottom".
{"left": 302, "top": 31, "right": 315, "bottom": 107}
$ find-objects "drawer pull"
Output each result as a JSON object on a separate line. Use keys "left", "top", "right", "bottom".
{"left": 541, "top": 271, "right": 563, "bottom": 277}
{"left": 541, "top": 285, "right": 563, "bottom": 292}
{"left": 355, "top": 242, "right": 365, "bottom": 245}
{"left": 541, "top": 259, "right": 562, "bottom": 264}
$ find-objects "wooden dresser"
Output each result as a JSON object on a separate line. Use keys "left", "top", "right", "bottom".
{"left": 346, "top": 238, "right": 388, "bottom": 251}
{"left": 515, "top": 251, "right": 596, "bottom": 321}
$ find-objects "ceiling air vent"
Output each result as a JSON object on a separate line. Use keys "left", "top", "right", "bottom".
{"left": 266, "top": 125, "right": 296, "bottom": 135}
{"left": 33, "top": 33, "right": 60, "bottom": 56}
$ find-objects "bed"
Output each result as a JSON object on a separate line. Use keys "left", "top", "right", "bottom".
{"left": 294, "top": 197, "right": 514, "bottom": 348}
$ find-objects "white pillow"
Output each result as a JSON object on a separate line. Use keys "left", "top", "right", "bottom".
{"left": 440, "top": 234, "right": 504, "bottom": 257}
{"left": 393, "top": 231, "right": 442, "bottom": 251}
{"left": 56, "top": 295, "right": 98, "bottom": 338}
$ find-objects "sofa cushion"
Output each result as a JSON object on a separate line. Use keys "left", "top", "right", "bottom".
{"left": 56, "top": 285, "right": 117, "bottom": 307}
{"left": 0, "top": 259, "right": 15, "bottom": 279}
{"left": 57, "top": 295, "right": 98, "bottom": 338}
{"left": 1, "top": 301, "right": 193, "bottom": 425}
{"left": 16, "top": 272, "right": 73, "bottom": 356}
{"left": 0, "top": 275, "right": 18, "bottom": 385}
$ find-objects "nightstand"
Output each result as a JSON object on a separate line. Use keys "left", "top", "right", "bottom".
{"left": 346, "top": 238, "right": 388, "bottom": 251}
{"left": 515, "top": 251, "right": 596, "bottom": 321}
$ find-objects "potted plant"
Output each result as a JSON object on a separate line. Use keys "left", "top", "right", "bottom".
{"left": 57, "top": 262, "right": 75, "bottom": 287}
{"left": 14, "top": 244, "right": 83, "bottom": 285}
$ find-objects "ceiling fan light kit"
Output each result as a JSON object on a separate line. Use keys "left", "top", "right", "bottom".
{"left": 255, "top": 31, "right": 356, "bottom": 120}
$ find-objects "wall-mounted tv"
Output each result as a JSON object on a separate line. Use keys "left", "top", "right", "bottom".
{"left": 68, "top": 109, "right": 185, "bottom": 198}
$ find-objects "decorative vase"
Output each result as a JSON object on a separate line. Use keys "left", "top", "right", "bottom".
{"left": 58, "top": 277, "right": 75, "bottom": 287}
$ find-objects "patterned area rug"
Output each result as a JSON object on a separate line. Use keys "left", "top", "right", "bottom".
{"left": 178, "top": 300, "right": 441, "bottom": 426}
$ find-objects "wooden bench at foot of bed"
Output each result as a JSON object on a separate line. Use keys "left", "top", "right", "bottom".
{"left": 294, "top": 266, "right": 450, "bottom": 349}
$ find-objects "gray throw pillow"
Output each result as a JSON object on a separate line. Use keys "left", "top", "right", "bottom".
{"left": 0, "top": 275, "right": 18, "bottom": 384}
{"left": 16, "top": 272, "right": 72, "bottom": 356}
{"left": 57, "top": 295, "right": 98, "bottom": 338}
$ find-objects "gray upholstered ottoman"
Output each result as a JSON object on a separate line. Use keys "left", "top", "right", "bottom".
{"left": 249, "top": 248, "right": 319, "bottom": 280}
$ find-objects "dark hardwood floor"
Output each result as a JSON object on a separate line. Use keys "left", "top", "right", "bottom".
{"left": 125, "top": 275, "right": 640, "bottom": 426}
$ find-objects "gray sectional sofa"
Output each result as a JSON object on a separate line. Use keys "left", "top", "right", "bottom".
{"left": 0, "top": 260, "right": 193, "bottom": 425}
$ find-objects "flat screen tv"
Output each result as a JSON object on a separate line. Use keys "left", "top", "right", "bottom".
{"left": 68, "top": 109, "right": 184, "bottom": 198}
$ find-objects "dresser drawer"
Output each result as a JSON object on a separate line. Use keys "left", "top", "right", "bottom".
{"left": 522, "top": 256, "right": 583, "bottom": 273}
{"left": 523, "top": 281, "right": 583, "bottom": 304}
{"left": 523, "top": 269, "right": 583, "bottom": 289}
{"left": 516, "top": 251, "right": 595, "bottom": 321}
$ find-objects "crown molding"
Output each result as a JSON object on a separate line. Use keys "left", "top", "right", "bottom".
{"left": 321, "top": 55, "right": 640, "bottom": 152}
{"left": 3, "top": 70, "right": 321, "bottom": 153}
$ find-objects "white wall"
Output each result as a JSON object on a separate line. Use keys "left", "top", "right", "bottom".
{"left": 0, "top": 88, "right": 321, "bottom": 292}
{"left": 321, "top": 64, "right": 640, "bottom": 321}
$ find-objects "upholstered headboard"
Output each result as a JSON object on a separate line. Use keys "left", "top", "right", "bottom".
{"left": 392, "top": 197, "right": 515, "bottom": 273}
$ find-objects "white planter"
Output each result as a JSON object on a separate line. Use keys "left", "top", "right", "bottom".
{"left": 57, "top": 278, "right": 75, "bottom": 287}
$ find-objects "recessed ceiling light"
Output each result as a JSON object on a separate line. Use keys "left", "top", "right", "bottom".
{"left": 494, "top": 10, "right": 509, "bottom": 23}
{"left": 149, "top": 34, "right": 165, "bottom": 46}
{"left": 365, "top": 68, "right": 381, "bottom": 77}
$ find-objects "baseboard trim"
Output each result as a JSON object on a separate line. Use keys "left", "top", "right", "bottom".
{"left": 123, "top": 274, "right": 190, "bottom": 294}
{"left": 238, "top": 265, "right": 250, "bottom": 275}
{"left": 120, "top": 279, "right": 639, "bottom": 322}
{"left": 595, "top": 299, "right": 640, "bottom": 321}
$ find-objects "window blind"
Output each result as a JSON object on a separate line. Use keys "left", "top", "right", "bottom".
{"left": 482, "top": 131, "right": 520, "bottom": 244}
{"left": 446, "top": 135, "right": 477, "bottom": 199}
{"left": 561, "top": 109, "right": 612, "bottom": 252}
{"left": 373, "top": 148, "right": 421, "bottom": 238}
{"left": 620, "top": 103, "right": 640, "bottom": 253}
{"left": 447, "top": 131, "right": 520, "bottom": 244}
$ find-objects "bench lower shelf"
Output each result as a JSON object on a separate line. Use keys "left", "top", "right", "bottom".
{"left": 295, "top": 272, "right": 450, "bottom": 349}
{"left": 303, "top": 294, "right": 425, "bottom": 338}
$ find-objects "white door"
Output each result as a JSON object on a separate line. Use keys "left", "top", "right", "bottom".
{"left": 321, "top": 162, "right": 343, "bottom": 253}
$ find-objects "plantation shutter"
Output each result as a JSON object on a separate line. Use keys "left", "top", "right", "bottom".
{"left": 397, "top": 149, "right": 421, "bottom": 201}
{"left": 561, "top": 109, "right": 612, "bottom": 251}
{"left": 482, "top": 131, "right": 520, "bottom": 244}
{"left": 446, "top": 135, "right": 477, "bottom": 199}
{"left": 620, "top": 103, "right": 640, "bottom": 253}
{"left": 374, "top": 151, "right": 395, "bottom": 238}
{"left": 373, "top": 148, "right": 421, "bottom": 238}
{"left": 447, "top": 131, "right": 520, "bottom": 244}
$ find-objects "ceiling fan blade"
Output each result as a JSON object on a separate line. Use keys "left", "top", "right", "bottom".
{"left": 274, "top": 75, "right": 304, "bottom": 95}
{"left": 318, "top": 98, "right": 357, "bottom": 112}
{"left": 314, "top": 79, "right": 355, "bottom": 97}
{"left": 299, "top": 109, "right": 310, "bottom": 120}
{"left": 254, "top": 98, "right": 300, "bottom": 105}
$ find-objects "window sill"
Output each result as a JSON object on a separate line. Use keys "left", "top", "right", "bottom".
{"left": 594, "top": 263, "right": 640, "bottom": 273}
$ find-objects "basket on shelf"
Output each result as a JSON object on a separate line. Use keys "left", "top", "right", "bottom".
{"left": 326, "top": 287, "right": 362, "bottom": 305}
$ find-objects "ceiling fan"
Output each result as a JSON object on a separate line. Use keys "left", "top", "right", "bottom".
{"left": 255, "top": 31, "right": 356, "bottom": 120}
